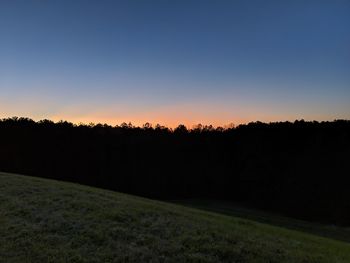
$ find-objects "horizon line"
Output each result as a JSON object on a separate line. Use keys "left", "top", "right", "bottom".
{"left": 2, "top": 116, "right": 349, "bottom": 130}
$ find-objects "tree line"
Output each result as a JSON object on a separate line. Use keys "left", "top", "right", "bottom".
{"left": 0, "top": 117, "right": 349, "bottom": 225}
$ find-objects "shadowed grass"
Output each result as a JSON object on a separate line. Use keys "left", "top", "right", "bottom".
{"left": 1, "top": 172, "right": 350, "bottom": 263}
{"left": 173, "top": 199, "right": 350, "bottom": 243}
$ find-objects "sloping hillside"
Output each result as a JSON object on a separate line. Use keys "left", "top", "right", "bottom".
{"left": 0, "top": 172, "right": 349, "bottom": 263}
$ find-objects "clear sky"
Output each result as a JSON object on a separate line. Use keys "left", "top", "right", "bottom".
{"left": 1, "top": 0, "right": 349, "bottom": 127}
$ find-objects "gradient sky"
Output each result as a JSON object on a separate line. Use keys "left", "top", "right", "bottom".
{"left": 1, "top": 0, "right": 349, "bottom": 127}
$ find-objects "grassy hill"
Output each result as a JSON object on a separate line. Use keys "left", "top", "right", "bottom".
{"left": 174, "top": 199, "right": 350, "bottom": 243}
{"left": 0, "top": 172, "right": 349, "bottom": 263}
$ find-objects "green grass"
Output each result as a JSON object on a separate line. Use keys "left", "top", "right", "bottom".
{"left": 1, "top": 172, "right": 350, "bottom": 263}
{"left": 173, "top": 199, "right": 350, "bottom": 243}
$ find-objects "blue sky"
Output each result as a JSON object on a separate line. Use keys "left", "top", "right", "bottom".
{"left": 1, "top": 0, "right": 349, "bottom": 127}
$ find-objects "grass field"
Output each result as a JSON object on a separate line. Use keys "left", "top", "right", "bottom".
{"left": 173, "top": 199, "right": 350, "bottom": 243}
{"left": 1, "top": 172, "right": 350, "bottom": 263}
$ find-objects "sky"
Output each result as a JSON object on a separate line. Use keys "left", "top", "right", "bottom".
{"left": 1, "top": 0, "right": 349, "bottom": 127}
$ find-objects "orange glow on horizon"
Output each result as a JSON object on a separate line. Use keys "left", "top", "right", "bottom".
{"left": 47, "top": 114, "right": 243, "bottom": 129}
{"left": 1, "top": 98, "right": 346, "bottom": 129}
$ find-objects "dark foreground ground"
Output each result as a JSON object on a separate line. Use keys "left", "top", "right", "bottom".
{"left": 173, "top": 199, "right": 350, "bottom": 243}
{"left": 1, "top": 172, "right": 350, "bottom": 263}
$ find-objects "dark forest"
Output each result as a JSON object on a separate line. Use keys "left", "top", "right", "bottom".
{"left": 1, "top": 117, "right": 349, "bottom": 225}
